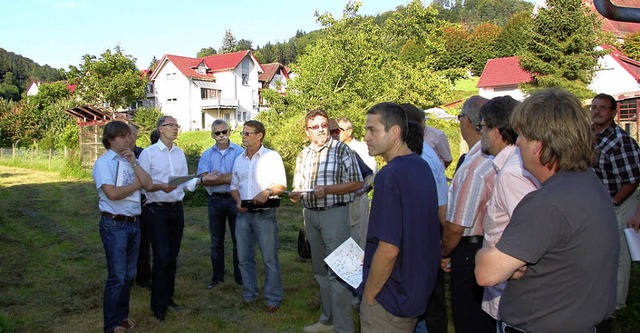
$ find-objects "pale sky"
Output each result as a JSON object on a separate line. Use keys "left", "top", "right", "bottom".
{"left": 0, "top": 0, "right": 418, "bottom": 70}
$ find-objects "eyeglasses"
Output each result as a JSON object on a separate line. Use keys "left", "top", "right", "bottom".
{"left": 590, "top": 105, "right": 613, "bottom": 111}
{"left": 161, "top": 123, "right": 180, "bottom": 129}
{"left": 241, "top": 131, "right": 257, "bottom": 137}
{"left": 307, "top": 123, "right": 329, "bottom": 131}
{"left": 476, "top": 124, "right": 487, "bottom": 131}
{"left": 330, "top": 129, "right": 341, "bottom": 135}
{"left": 457, "top": 114, "right": 467, "bottom": 121}
{"left": 213, "top": 130, "right": 229, "bottom": 136}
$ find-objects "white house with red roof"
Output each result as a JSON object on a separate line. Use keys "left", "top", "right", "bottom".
{"left": 258, "top": 62, "right": 290, "bottom": 110}
{"left": 148, "top": 50, "right": 263, "bottom": 131}
{"left": 589, "top": 45, "right": 640, "bottom": 97}
{"left": 476, "top": 56, "right": 533, "bottom": 100}
{"left": 477, "top": 46, "right": 640, "bottom": 102}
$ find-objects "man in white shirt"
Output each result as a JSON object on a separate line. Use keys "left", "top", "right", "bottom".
{"left": 138, "top": 116, "right": 203, "bottom": 322}
{"left": 230, "top": 120, "right": 287, "bottom": 314}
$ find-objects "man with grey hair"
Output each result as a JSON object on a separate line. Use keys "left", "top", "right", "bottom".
{"left": 139, "top": 115, "right": 205, "bottom": 322}
{"left": 440, "top": 96, "right": 497, "bottom": 333}
{"left": 197, "top": 119, "right": 245, "bottom": 289}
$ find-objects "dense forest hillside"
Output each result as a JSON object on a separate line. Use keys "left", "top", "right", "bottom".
{"left": 0, "top": 48, "right": 64, "bottom": 101}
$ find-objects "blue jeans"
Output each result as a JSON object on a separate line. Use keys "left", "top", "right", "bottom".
{"left": 235, "top": 208, "right": 283, "bottom": 307}
{"left": 147, "top": 203, "right": 184, "bottom": 315}
{"left": 207, "top": 196, "right": 241, "bottom": 284}
{"left": 99, "top": 216, "right": 140, "bottom": 332}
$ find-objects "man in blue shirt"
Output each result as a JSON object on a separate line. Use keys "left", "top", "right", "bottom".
{"left": 197, "top": 119, "right": 244, "bottom": 288}
{"left": 360, "top": 102, "right": 441, "bottom": 332}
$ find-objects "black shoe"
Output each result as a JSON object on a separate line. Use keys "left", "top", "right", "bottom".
{"left": 235, "top": 279, "right": 243, "bottom": 286}
{"left": 169, "top": 299, "right": 183, "bottom": 311}
{"left": 207, "top": 280, "right": 222, "bottom": 289}
{"left": 154, "top": 312, "right": 165, "bottom": 322}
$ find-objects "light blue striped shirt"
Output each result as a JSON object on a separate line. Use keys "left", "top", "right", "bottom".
{"left": 197, "top": 142, "right": 244, "bottom": 194}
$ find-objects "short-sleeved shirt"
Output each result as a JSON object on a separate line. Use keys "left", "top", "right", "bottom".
{"left": 230, "top": 145, "right": 287, "bottom": 200}
{"left": 197, "top": 142, "right": 244, "bottom": 194}
{"left": 362, "top": 153, "right": 440, "bottom": 318}
{"left": 424, "top": 126, "right": 452, "bottom": 163}
{"left": 594, "top": 123, "right": 640, "bottom": 196}
{"left": 92, "top": 149, "right": 142, "bottom": 216}
{"left": 293, "top": 138, "right": 362, "bottom": 208}
{"left": 447, "top": 142, "right": 496, "bottom": 236}
{"left": 421, "top": 142, "right": 448, "bottom": 206}
{"left": 138, "top": 140, "right": 190, "bottom": 203}
{"left": 482, "top": 145, "right": 539, "bottom": 319}
{"left": 346, "top": 138, "right": 377, "bottom": 172}
{"left": 497, "top": 170, "right": 618, "bottom": 332}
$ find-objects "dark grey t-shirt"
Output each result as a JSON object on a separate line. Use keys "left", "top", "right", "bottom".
{"left": 497, "top": 170, "right": 618, "bottom": 333}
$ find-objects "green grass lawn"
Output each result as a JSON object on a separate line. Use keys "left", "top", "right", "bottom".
{"left": 0, "top": 165, "right": 638, "bottom": 332}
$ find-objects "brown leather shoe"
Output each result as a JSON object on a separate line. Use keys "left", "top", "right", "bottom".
{"left": 265, "top": 305, "right": 279, "bottom": 313}
{"left": 120, "top": 318, "right": 136, "bottom": 328}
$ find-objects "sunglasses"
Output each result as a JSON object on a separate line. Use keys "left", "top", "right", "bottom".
{"left": 476, "top": 124, "right": 487, "bottom": 131}
{"left": 213, "top": 130, "right": 229, "bottom": 136}
{"left": 330, "top": 129, "right": 341, "bottom": 135}
{"left": 241, "top": 131, "right": 257, "bottom": 137}
{"left": 307, "top": 123, "right": 329, "bottom": 131}
{"left": 161, "top": 123, "right": 180, "bottom": 129}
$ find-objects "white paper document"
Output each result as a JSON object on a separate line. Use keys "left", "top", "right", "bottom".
{"left": 115, "top": 161, "right": 140, "bottom": 203}
{"left": 168, "top": 174, "right": 196, "bottom": 186}
{"left": 624, "top": 228, "right": 640, "bottom": 261}
{"left": 324, "top": 237, "right": 364, "bottom": 289}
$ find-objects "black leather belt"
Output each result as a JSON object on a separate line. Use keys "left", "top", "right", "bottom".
{"left": 305, "top": 202, "right": 347, "bottom": 211}
{"left": 148, "top": 201, "right": 183, "bottom": 207}
{"left": 101, "top": 212, "right": 137, "bottom": 223}
{"left": 460, "top": 235, "right": 483, "bottom": 245}
{"left": 209, "top": 192, "right": 231, "bottom": 198}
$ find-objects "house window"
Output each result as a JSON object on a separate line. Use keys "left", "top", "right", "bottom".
{"left": 166, "top": 98, "right": 177, "bottom": 103}
{"left": 242, "top": 59, "right": 250, "bottom": 86}
{"left": 166, "top": 72, "right": 177, "bottom": 80}
{"left": 619, "top": 99, "right": 638, "bottom": 122}
{"left": 201, "top": 88, "right": 221, "bottom": 99}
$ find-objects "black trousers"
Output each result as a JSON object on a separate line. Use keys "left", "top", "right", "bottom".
{"left": 426, "top": 268, "right": 448, "bottom": 333}
{"left": 148, "top": 203, "right": 184, "bottom": 316}
{"left": 450, "top": 239, "right": 496, "bottom": 333}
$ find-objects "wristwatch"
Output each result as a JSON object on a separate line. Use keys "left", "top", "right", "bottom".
{"left": 613, "top": 199, "right": 620, "bottom": 208}
{"left": 267, "top": 188, "right": 274, "bottom": 196}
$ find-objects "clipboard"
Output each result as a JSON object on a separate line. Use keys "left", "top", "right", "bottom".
{"left": 241, "top": 198, "right": 281, "bottom": 210}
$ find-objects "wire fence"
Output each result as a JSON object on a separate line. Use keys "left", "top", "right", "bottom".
{"left": 0, "top": 145, "right": 72, "bottom": 171}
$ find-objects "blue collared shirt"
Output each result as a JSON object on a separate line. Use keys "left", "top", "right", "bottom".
{"left": 197, "top": 142, "right": 244, "bottom": 194}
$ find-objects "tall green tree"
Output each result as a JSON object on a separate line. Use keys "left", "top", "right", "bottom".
{"left": 219, "top": 30, "right": 238, "bottom": 54}
{"left": 258, "top": 1, "right": 453, "bottom": 179}
{"left": 621, "top": 31, "right": 640, "bottom": 61}
{"left": 519, "top": 0, "right": 603, "bottom": 98}
{"left": 196, "top": 47, "right": 217, "bottom": 58}
{"left": 72, "top": 47, "right": 147, "bottom": 109}
{"left": 495, "top": 10, "right": 534, "bottom": 58}
{"left": 467, "top": 22, "right": 502, "bottom": 75}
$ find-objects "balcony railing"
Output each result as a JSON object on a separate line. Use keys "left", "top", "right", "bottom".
{"left": 201, "top": 98, "right": 239, "bottom": 109}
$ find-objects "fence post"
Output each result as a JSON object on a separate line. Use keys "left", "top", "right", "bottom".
{"left": 12, "top": 143, "right": 15, "bottom": 160}
{"left": 49, "top": 149, "right": 53, "bottom": 169}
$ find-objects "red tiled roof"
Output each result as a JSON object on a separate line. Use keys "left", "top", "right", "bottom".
{"left": 258, "top": 62, "right": 289, "bottom": 82}
{"left": 151, "top": 50, "right": 263, "bottom": 81}
{"left": 587, "top": 0, "right": 640, "bottom": 37}
{"left": 602, "top": 44, "right": 640, "bottom": 82}
{"left": 476, "top": 56, "right": 533, "bottom": 88}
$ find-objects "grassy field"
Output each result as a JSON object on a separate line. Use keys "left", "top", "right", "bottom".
{"left": 1, "top": 164, "right": 639, "bottom": 333}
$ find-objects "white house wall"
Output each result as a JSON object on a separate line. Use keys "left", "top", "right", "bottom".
{"left": 153, "top": 61, "right": 193, "bottom": 130}
{"left": 478, "top": 86, "right": 527, "bottom": 101}
{"left": 589, "top": 54, "right": 640, "bottom": 96}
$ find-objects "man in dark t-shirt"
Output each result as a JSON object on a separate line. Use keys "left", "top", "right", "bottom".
{"left": 360, "top": 102, "right": 440, "bottom": 332}
{"left": 475, "top": 88, "right": 618, "bottom": 333}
